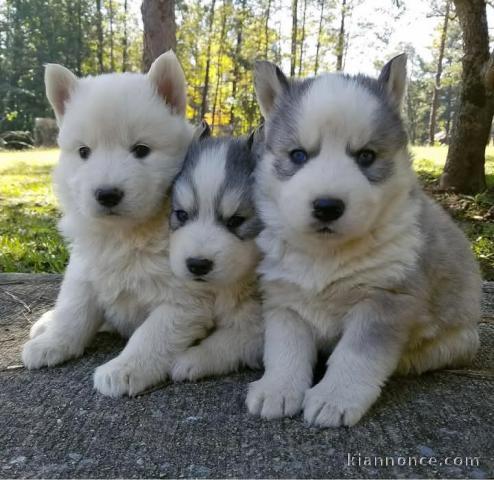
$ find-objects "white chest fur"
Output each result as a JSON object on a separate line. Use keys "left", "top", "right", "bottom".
{"left": 258, "top": 215, "right": 423, "bottom": 344}
{"left": 64, "top": 213, "right": 211, "bottom": 336}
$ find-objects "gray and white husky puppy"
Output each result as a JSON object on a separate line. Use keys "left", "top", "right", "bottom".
{"left": 169, "top": 124, "right": 264, "bottom": 382}
{"left": 246, "top": 54, "right": 481, "bottom": 427}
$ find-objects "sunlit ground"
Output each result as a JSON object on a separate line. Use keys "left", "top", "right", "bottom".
{"left": 0, "top": 148, "right": 68, "bottom": 273}
{"left": 413, "top": 145, "right": 494, "bottom": 185}
{"left": 1, "top": 146, "right": 493, "bottom": 279}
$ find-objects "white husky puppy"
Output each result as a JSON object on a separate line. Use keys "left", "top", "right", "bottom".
{"left": 21, "top": 51, "right": 209, "bottom": 397}
{"left": 169, "top": 125, "right": 264, "bottom": 382}
{"left": 246, "top": 55, "right": 481, "bottom": 427}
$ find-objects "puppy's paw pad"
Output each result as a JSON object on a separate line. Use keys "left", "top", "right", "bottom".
{"left": 246, "top": 378, "right": 306, "bottom": 419}
{"left": 93, "top": 359, "right": 152, "bottom": 397}
{"left": 22, "top": 334, "right": 79, "bottom": 369}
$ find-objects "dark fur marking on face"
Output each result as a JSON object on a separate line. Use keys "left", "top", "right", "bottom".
{"left": 346, "top": 144, "right": 395, "bottom": 184}
{"left": 171, "top": 136, "right": 262, "bottom": 240}
{"left": 264, "top": 72, "right": 408, "bottom": 185}
{"left": 170, "top": 176, "right": 199, "bottom": 231}
{"left": 221, "top": 137, "right": 262, "bottom": 240}
{"left": 265, "top": 77, "right": 315, "bottom": 181}
{"left": 351, "top": 75, "right": 408, "bottom": 183}
{"left": 169, "top": 141, "right": 205, "bottom": 230}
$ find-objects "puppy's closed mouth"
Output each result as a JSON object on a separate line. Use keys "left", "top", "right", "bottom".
{"left": 316, "top": 226, "right": 334, "bottom": 234}
{"left": 99, "top": 208, "right": 121, "bottom": 217}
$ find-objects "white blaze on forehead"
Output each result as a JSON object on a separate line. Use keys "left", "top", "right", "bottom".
{"left": 174, "top": 179, "right": 196, "bottom": 211}
{"left": 219, "top": 187, "right": 244, "bottom": 218}
{"left": 192, "top": 143, "right": 228, "bottom": 216}
{"left": 299, "top": 75, "right": 380, "bottom": 151}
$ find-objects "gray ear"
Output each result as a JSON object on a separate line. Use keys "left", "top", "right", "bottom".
{"left": 193, "top": 120, "right": 211, "bottom": 141}
{"left": 254, "top": 61, "right": 289, "bottom": 118}
{"left": 45, "top": 64, "right": 78, "bottom": 124}
{"left": 378, "top": 53, "right": 407, "bottom": 109}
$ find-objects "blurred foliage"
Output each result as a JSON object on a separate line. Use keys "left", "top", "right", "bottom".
{"left": 0, "top": 0, "right": 467, "bottom": 139}
{"left": 0, "top": 0, "right": 143, "bottom": 132}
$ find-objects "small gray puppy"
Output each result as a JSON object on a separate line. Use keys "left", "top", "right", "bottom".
{"left": 169, "top": 123, "right": 264, "bottom": 381}
{"left": 246, "top": 54, "right": 481, "bottom": 427}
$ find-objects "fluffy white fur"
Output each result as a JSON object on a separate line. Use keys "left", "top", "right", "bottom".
{"left": 246, "top": 56, "right": 481, "bottom": 427}
{"left": 21, "top": 52, "right": 245, "bottom": 397}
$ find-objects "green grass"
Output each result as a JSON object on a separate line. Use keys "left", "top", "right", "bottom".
{"left": 413, "top": 145, "right": 494, "bottom": 188}
{"left": 1, "top": 147, "right": 493, "bottom": 279}
{"left": 412, "top": 146, "right": 494, "bottom": 281}
{"left": 0, "top": 148, "right": 68, "bottom": 273}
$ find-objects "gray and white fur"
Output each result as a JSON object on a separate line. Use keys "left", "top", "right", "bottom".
{"left": 169, "top": 125, "right": 264, "bottom": 382}
{"left": 246, "top": 54, "right": 481, "bottom": 427}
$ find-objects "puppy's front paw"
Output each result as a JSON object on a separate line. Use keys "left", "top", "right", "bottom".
{"left": 29, "top": 310, "right": 55, "bottom": 339}
{"left": 303, "top": 382, "right": 380, "bottom": 427}
{"left": 171, "top": 348, "right": 211, "bottom": 382}
{"left": 93, "top": 357, "right": 164, "bottom": 397}
{"left": 22, "top": 333, "right": 82, "bottom": 369}
{"left": 246, "top": 377, "right": 307, "bottom": 419}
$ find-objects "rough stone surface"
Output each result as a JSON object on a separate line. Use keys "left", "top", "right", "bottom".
{"left": 0, "top": 274, "right": 493, "bottom": 479}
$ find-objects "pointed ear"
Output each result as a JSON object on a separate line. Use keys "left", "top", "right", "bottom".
{"left": 254, "top": 61, "right": 289, "bottom": 118}
{"left": 193, "top": 120, "right": 211, "bottom": 141}
{"left": 147, "top": 50, "right": 187, "bottom": 116}
{"left": 45, "top": 64, "right": 78, "bottom": 124}
{"left": 378, "top": 53, "right": 407, "bottom": 109}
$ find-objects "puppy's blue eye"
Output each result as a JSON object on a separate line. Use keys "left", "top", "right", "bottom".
{"left": 226, "top": 215, "right": 246, "bottom": 231}
{"left": 79, "top": 146, "right": 90, "bottom": 160}
{"left": 132, "top": 144, "right": 151, "bottom": 159}
{"left": 356, "top": 149, "right": 376, "bottom": 167}
{"left": 175, "top": 210, "right": 188, "bottom": 223}
{"left": 289, "top": 149, "right": 308, "bottom": 165}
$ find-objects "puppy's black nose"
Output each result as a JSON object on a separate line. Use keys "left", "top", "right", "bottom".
{"left": 312, "top": 198, "right": 345, "bottom": 222}
{"left": 186, "top": 257, "right": 214, "bottom": 276}
{"left": 95, "top": 187, "right": 124, "bottom": 208}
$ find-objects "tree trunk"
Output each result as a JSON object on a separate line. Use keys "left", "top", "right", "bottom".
{"left": 200, "top": 0, "right": 216, "bottom": 120}
{"left": 122, "top": 0, "right": 128, "bottom": 72}
{"left": 444, "top": 84, "right": 453, "bottom": 142}
{"left": 406, "top": 86, "right": 417, "bottom": 145}
{"left": 440, "top": 0, "right": 494, "bottom": 193}
{"left": 264, "top": 0, "right": 271, "bottom": 59}
{"left": 336, "top": 0, "right": 346, "bottom": 71}
{"left": 212, "top": 0, "right": 228, "bottom": 130}
{"left": 428, "top": 0, "right": 450, "bottom": 146}
{"left": 314, "top": 0, "right": 324, "bottom": 75}
{"left": 141, "top": 0, "right": 176, "bottom": 72}
{"left": 96, "top": 0, "right": 104, "bottom": 73}
{"left": 109, "top": 0, "right": 115, "bottom": 71}
{"left": 76, "top": 0, "right": 82, "bottom": 75}
{"left": 290, "top": 0, "right": 298, "bottom": 77}
{"left": 230, "top": 0, "right": 245, "bottom": 130}
{"left": 298, "top": 0, "right": 307, "bottom": 75}
{"left": 275, "top": 17, "right": 282, "bottom": 64}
